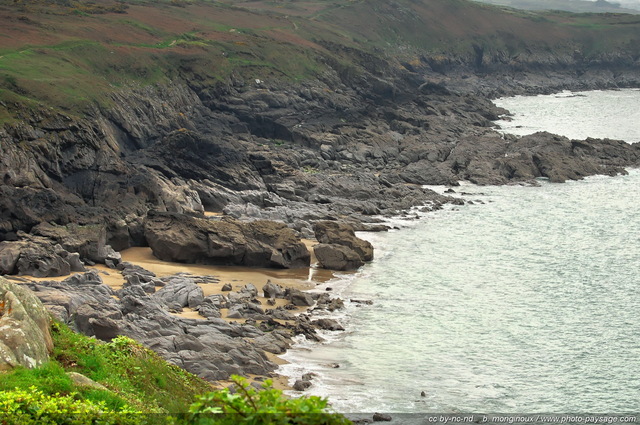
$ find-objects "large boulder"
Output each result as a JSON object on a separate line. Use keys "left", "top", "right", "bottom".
{"left": 32, "top": 222, "right": 121, "bottom": 265}
{"left": 152, "top": 277, "right": 204, "bottom": 310}
{"left": 144, "top": 211, "right": 310, "bottom": 268}
{"left": 313, "top": 243, "right": 364, "bottom": 271}
{"left": 0, "top": 237, "right": 85, "bottom": 277}
{"left": 313, "top": 221, "right": 374, "bottom": 261}
{"left": 0, "top": 277, "right": 53, "bottom": 370}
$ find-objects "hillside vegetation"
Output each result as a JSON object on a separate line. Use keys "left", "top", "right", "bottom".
{"left": 0, "top": 321, "right": 350, "bottom": 424}
{"left": 1, "top": 0, "right": 639, "bottom": 119}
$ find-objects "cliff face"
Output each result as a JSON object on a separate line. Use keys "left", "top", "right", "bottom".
{"left": 1, "top": 0, "right": 640, "bottom": 253}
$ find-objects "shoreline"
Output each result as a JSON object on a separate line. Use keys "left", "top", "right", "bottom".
{"left": 16, "top": 241, "right": 342, "bottom": 392}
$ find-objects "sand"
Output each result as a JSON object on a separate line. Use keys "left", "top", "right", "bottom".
{"left": 18, "top": 243, "right": 335, "bottom": 391}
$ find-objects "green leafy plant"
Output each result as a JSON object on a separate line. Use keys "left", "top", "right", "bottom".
{"left": 188, "top": 375, "right": 351, "bottom": 425}
{"left": 0, "top": 387, "right": 142, "bottom": 425}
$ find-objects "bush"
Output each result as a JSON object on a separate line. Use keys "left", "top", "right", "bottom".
{"left": 187, "top": 375, "right": 351, "bottom": 425}
{"left": 0, "top": 387, "right": 142, "bottom": 425}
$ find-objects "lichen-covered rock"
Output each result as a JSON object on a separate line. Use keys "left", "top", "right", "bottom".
{"left": 0, "top": 277, "right": 53, "bottom": 370}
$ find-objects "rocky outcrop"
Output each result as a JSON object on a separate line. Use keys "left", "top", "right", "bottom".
{"left": 0, "top": 234, "right": 85, "bottom": 277}
{"left": 314, "top": 244, "right": 364, "bottom": 271}
{"left": 314, "top": 221, "right": 374, "bottom": 261}
{"left": 144, "top": 211, "right": 310, "bottom": 268}
{"left": 16, "top": 272, "right": 277, "bottom": 381}
{"left": 312, "top": 221, "right": 374, "bottom": 270}
{"left": 31, "top": 222, "right": 121, "bottom": 265}
{"left": 12, "top": 267, "right": 350, "bottom": 382}
{"left": 0, "top": 277, "right": 53, "bottom": 370}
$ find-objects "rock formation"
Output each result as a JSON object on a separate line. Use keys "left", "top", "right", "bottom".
{"left": 0, "top": 277, "right": 53, "bottom": 370}
{"left": 144, "top": 211, "right": 310, "bottom": 268}
{"left": 313, "top": 221, "right": 374, "bottom": 271}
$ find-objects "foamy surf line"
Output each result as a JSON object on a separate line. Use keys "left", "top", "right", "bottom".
{"left": 274, "top": 226, "right": 420, "bottom": 407}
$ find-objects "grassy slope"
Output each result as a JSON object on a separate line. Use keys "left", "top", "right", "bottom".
{"left": 0, "top": 320, "right": 351, "bottom": 424}
{"left": 0, "top": 321, "right": 213, "bottom": 414}
{"left": 0, "top": 0, "right": 639, "bottom": 120}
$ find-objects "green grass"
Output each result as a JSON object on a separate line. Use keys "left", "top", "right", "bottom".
{"left": 0, "top": 322, "right": 212, "bottom": 415}
{"left": 47, "top": 322, "right": 213, "bottom": 413}
{"left": 0, "top": 319, "right": 351, "bottom": 424}
{"left": 0, "top": 0, "right": 638, "bottom": 120}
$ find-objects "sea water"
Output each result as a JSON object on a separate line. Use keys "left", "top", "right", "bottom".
{"left": 277, "top": 90, "right": 640, "bottom": 414}
{"left": 493, "top": 89, "right": 640, "bottom": 143}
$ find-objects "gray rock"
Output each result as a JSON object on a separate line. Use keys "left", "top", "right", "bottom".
{"left": 287, "top": 288, "right": 314, "bottom": 307}
{"left": 293, "top": 379, "right": 312, "bottom": 391}
{"left": 153, "top": 277, "right": 204, "bottom": 309}
{"left": 67, "top": 372, "right": 108, "bottom": 390}
{"left": 0, "top": 277, "right": 53, "bottom": 370}
{"left": 314, "top": 243, "right": 364, "bottom": 271}
{"left": 263, "top": 280, "right": 285, "bottom": 299}
{"left": 312, "top": 318, "right": 345, "bottom": 331}
{"left": 144, "top": 212, "right": 310, "bottom": 269}
{"left": 73, "top": 302, "right": 123, "bottom": 341}
{"left": 314, "top": 221, "right": 374, "bottom": 262}
{"left": 373, "top": 413, "right": 392, "bottom": 422}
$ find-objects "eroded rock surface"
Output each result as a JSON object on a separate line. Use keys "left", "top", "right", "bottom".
{"left": 0, "top": 277, "right": 53, "bottom": 370}
{"left": 144, "top": 211, "right": 310, "bottom": 268}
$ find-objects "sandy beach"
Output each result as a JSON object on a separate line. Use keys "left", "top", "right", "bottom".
{"left": 21, "top": 241, "right": 338, "bottom": 391}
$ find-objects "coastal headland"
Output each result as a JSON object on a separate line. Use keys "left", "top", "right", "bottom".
{"left": 1, "top": 0, "right": 640, "bottom": 392}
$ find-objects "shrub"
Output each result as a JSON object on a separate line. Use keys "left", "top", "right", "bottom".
{"left": 187, "top": 375, "right": 351, "bottom": 425}
{"left": 0, "top": 387, "right": 142, "bottom": 425}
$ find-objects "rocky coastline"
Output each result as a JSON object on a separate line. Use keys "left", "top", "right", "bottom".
{"left": 1, "top": 19, "right": 640, "bottom": 390}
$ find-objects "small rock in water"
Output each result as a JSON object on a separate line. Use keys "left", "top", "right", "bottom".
{"left": 372, "top": 412, "right": 392, "bottom": 422}
{"left": 221, "top": 283, "right": 233, "bottom": 291}
{"left": 293, "top": 379, "right": 312, "bottom": 391}
{"left": 421, "top": 390, "right": 427, "bottom": 397}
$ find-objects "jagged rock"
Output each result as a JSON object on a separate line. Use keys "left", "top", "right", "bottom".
{"left": 287, "top": 288, "right": 314, "bottom": 307}
{"left": 251, "top": 330, "right": 291, "bottom": 354}
{"left": 30, "top": 222, "right": 120, "bottom": 267}
{"left": 0, "top": 277, "right": 53, "bottom": 370}
{"left": 314, "top": 243, "right": 364, "bottom": 271}
{"left": 263, "top": 280, "right": 285, "bottom": 299}
{"left": 315, "top": 293, "right": 345, "bottom": 311}
{"left": 293, "top": 379, "right": 312, "bottom": 391}
{"left": 153, "top": 277, "right": 204, "bottom": 309}
{"left": 241, "top": 283, "right": 258, "bottom": 298}
{"left": 73, "top": 302, "right": 123, "bottom": 341}
{"left": 267, "top": 307, "right": 296, "bottom": 321}
{"left": 312, "top": 318, "right": 345, "bottom": 331}
{"left": 313, "top": 221, "right": 374, "bottom": 262}
{"left": 221, "top": 283, "right": 233, "bottom": 291}
{"left": 197, "top": 301, "right": 221, "bottom": 319}
{"left": 144, "top": 211, "right": 310, "bottom": 268}
{"left": 0, "top": 236, "right": 87, "bottom": 277}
